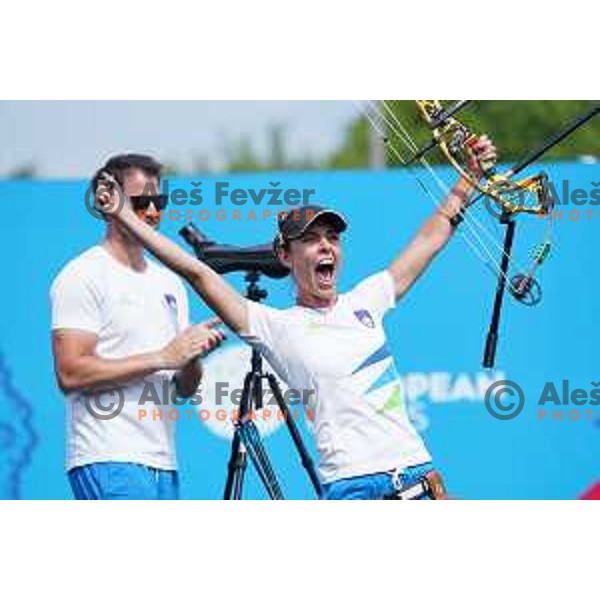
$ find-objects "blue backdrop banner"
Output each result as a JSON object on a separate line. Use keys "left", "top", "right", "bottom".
{"left": 1, "top": 162, "right": 599, "bottom": 499}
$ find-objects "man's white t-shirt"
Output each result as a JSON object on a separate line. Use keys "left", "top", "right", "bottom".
{"left": 245, "top": 270, "right": 431, "bottom": 484}
{"left": 50, "top": 245, "right": 189, "bottom": 472}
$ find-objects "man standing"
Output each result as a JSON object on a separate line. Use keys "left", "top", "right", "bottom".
{"left": 51, "top": 154, "right": 224, "bottom": 500}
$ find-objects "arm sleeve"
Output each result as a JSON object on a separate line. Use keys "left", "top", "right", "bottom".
{"left": 174, "top": 278, "right": 190, "bottom": 333}
{"left": 50, "top": 268, "right": 103, "bottom": 334}
{"left": 242, "top": 301, "right": 286, "bottom": 356}
{"left": 241, "top": 301, "right": 291, "bottom": 384}
{"left": 348, "top": 270, "right": 396, "bottom": 323}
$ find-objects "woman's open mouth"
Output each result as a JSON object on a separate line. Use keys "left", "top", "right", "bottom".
{"left": 315, "top": 257, "right": 335, "bottom": 287}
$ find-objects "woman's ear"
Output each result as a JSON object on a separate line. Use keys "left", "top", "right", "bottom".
{"left": 276, "top": 243, "right": 292, "bottom": 270}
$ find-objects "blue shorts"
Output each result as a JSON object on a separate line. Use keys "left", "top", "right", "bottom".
{"left": 68, "top": 462, "right": 179, "bottom": 500}
{"left": 321, "top": 462, "right": 434, "bottom": 500}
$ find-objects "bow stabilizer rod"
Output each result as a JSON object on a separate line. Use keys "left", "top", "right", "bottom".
{"left": 430, "top": 100, "right": 472, "bottom": 130}
{"left": 483, "top": 215, "right": 517, "bottom": 369}
{"left": 508, "top": 104, "right": 600, "bottom": 177}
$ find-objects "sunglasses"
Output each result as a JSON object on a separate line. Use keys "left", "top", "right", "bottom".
{"left": 130, "top": 194, "right": 169, "bottom": 211}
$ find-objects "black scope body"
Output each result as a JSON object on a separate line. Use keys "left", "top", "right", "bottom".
{"left": 179, "top": 224, "right": 290, "bottom": 279}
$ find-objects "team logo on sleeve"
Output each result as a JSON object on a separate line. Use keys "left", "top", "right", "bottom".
{"left": 354, "top": 309, "right": 375, "bottom": 329}
{"left": 164, "top": 294, "right": 178, "bottom": 310}
{"left": 164, "top": 294, "right": 179, "bottom": 333}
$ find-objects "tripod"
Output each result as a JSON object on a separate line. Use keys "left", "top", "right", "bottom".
{"left": 223, "top": 270, "right": 322, "bottom": 500}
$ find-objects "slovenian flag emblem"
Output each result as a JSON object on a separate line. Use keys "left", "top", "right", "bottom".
{"left": 354, "top": 309, "right": 375, "bottom": 329}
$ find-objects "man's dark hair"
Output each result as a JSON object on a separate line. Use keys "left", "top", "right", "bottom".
{"left": 91, "top": 153, "right": 163, "bottom": 192}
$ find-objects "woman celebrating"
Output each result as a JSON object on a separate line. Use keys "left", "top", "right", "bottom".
{"left": 95, "top": 135, "right": 496, "bottom": 499}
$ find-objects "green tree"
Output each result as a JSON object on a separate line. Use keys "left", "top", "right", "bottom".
{"left": 6, "top": 162, "right": 38, "bottom": 179}
{"left": 269, "top": 124, "right": 287, "bottom": 170}
{"left": 328, "top": 100, "right": 600, "bottom": 169}
{"left": 224, "top": 136, "right": 263, "bottom": 173}
{"left": 327, "top": 116, "right": 371, "bottom": 169}
{"left": 222, "top": 124, "right": 323, "bottom": 172}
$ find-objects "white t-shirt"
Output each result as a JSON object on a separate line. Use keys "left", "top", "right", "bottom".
{"left": 50, "top": 245, "right": 189, "bottom": 472}
{"left": 245, "top": 270, "right": 431, "bottom": 483}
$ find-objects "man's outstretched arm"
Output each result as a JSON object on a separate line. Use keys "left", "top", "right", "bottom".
{"left": 388, "top": 135, "right": 497, "bottom": 301}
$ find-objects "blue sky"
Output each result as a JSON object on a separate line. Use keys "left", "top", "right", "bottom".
{"left": 0, "top": 101, "right": 358, "bottom": 178}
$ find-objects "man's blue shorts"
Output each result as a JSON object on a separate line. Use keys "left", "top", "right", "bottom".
{"left": 321, "top": 462, "right": 434, "bottom": 500}
{"left": 68, "top": 462, "right": 179, "bottom": 500}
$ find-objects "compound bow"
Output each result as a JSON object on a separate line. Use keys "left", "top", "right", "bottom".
{"left": 364, "top": 100, "right": 599, "bottom": 368}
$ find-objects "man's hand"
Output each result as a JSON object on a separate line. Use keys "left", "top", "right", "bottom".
{"left": 159, "top": 317, "right": 225, "bottom": 370}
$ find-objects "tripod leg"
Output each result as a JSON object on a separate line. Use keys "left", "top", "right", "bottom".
{"left": 223, "top": 370, "right": 253, "bottom": 500}
{"left": 224, "top": 366, "right": 285, "bottom": 499}
{"left": 238, "top": 421, "right": 284, "bottom": 499}
{"left": 232, "top": 446, "right": 247, "bottom": 500}
{"left": 223, "top": 430, "right": 247, "bottom": 500}
{"left": 266, "top": 373, "right": 323, "bottom": 497}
